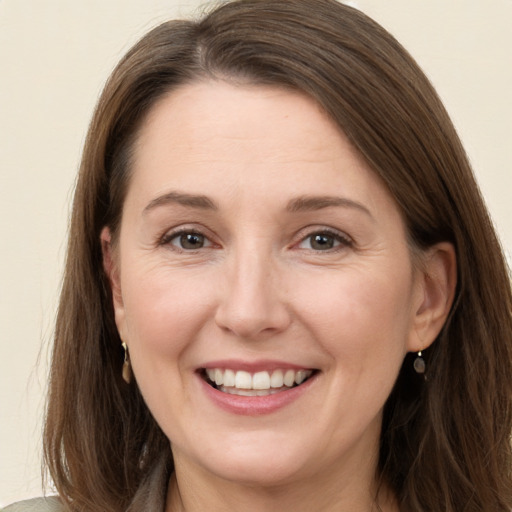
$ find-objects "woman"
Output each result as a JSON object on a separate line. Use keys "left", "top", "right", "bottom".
{"left": 6, "top": 0, "right": 511, "bottom": 510}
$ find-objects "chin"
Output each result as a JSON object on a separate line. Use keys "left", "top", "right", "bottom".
{"left": 183, "top": 434, "right": 314, "bottom": 487}
{"left": 205, "top": 457, "right": 307, "bottom": 487}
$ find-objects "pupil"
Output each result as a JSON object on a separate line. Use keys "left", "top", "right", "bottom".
{"left": 312, "top": 234, "right": 333, "bottom": 250}
{"left": 181, "top": 233, "right": 203, "bottom": 249}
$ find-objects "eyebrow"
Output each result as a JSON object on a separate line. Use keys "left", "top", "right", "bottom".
{"left": 142, "top": 191, "right": 373, "bottom": 219}
{"left": 286, "top": 195, "right": 373, "bottom": 218}
{"left": 143, "top": 191, "right": 218, "bottom": 214}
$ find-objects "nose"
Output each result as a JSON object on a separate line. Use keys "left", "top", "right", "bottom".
{"left": 214, "top": 247, "right": 292, "bottom": 340}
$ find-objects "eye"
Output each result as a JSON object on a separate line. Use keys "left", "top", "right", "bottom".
{"left": 298, "top": 230, "right": 351, "bottom": 251}
{"left": 163, "top": 230, "right": 212, "bottom": 250}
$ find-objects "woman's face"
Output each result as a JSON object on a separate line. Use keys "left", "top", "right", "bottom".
{"left": 107, "top": 81, "right": 428, "bottom": 487}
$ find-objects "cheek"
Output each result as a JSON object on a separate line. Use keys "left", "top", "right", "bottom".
{"left": 119, "top": 263, "right": 216, "bottom": 365}
{"left": 297, "top": 265, "right": 414, "bottom": 369}
{"left": 117, "top": 265, "right": 219, "bottom": 433}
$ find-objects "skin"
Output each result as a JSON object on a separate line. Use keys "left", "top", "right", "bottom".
{"left": 102, "top": 81, "right": 456, "bottom": 511}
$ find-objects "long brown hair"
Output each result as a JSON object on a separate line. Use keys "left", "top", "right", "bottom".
{"left": 44, "top": 1, "right": 512, "bottom": 510}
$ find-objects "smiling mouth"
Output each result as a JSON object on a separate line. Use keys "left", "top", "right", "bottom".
{"left": 201, "top": 368, "right": 316, "bottom": 397}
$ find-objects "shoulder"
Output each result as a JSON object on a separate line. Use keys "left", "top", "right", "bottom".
{"left": 2, "top": 497, "right": 62, "bottom": 512}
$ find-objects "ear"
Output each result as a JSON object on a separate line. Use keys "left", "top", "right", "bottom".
{"left": 407, "top": 242, "right": 457, "bottom": 352}
{"left": 100, "top": 226, "right": 126, "bottom": 340}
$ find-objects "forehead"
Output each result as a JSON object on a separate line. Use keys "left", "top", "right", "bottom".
{"left": 127, "top": 80, "right": 397, "bottom": 218}
{"left": 136, "top": 80, "right": 342, "bottom": 161}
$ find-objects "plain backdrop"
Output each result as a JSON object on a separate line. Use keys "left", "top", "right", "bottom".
{"left": 1, "top": 0, "right": 511, "bottom": 505}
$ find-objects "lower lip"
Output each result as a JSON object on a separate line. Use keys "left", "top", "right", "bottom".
{"left": 198, "top": 373, "right": 317, "bottom": 416}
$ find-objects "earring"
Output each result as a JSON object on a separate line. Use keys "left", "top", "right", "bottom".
{"left": 122, "top": 342, "right": 132, "bottom": 383}
{"left": 413, "top": 350, "right": 426, "bottom": 374}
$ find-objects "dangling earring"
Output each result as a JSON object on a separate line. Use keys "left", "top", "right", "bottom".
{"left": 122, "top": 342, "right": 132, "bottom": 383}
{"left": 413, "top": 350, "right": 426, "bottom": 374}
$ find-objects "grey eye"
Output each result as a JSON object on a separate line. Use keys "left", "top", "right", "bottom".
{"left": 171, "top": 232, "right": 208, "bottom": 250}
{"left": 298, "top": 231, "right": 350, "bottom": 251}
{"left": 309, "top": 233, "right": 337, "bottom": 250}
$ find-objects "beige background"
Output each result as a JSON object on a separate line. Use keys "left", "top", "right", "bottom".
{"left": 1, "top": 0, "right": 511, "bottom": 505}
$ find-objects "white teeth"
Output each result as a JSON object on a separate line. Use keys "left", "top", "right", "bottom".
{"left": 223, "top": 369, "right": 236, "bottom": 387}
{"left": 270, "top": 369, "right": 284, "bottom": 388}
{"left": 252, "top": 371, "right": 270, "bottom": 390}
{"left": 218, "top": 386, "right": 284, "bottom": 396}
{"left": 283, "top": 369, "right": 296, "bottom": 387}
{"left": 204, "top": 368, "right": 313, "bottom": 392}
{"left": 295, "top": 370, "right": 309, "bottom": 385}
{"left": 235, "top": 370, "right": 252, "bottom": 389}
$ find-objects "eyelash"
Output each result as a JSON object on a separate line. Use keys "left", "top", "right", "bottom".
{"left": 158, "top": 227, "right": 353, "bottom": 253}
{"left": 159, "top": 228, "right": 213, "bottom": 252}
{"left": 296, "top": 228, "right": 353, "bottom": 252}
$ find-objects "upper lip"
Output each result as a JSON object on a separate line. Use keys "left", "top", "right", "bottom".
{"left": 198, "top": 359, "right": 316, "bottom": 373}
